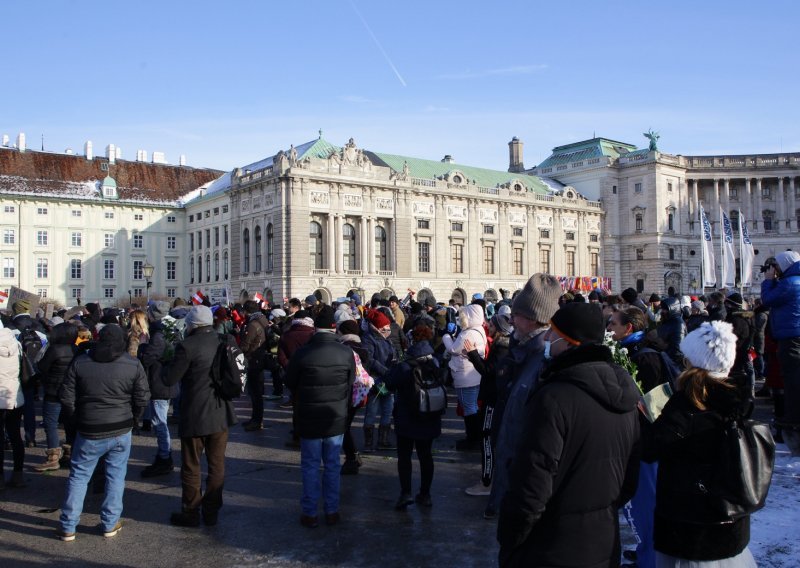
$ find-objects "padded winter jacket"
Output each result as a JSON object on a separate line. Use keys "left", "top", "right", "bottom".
{"left": 137, "top": 322, "right": 178, "bottom": 400}
{"left": 444, "top": 304, "right": 486, "bottom": 389}
{"left": 761, "top": 260, "right": 800, "bottom": 340}
{"left": 37, "top": 322, "right": 78, "bottom": 400}
{"left": 385, "top": 340, "right": 442, "bottom": 440}
{"left": 0, "top": 328, "right": 23, "bottom": 409}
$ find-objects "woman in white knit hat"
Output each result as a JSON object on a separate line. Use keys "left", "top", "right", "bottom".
{"left": 644, "top": 321, "right": 762, "bottom": 568}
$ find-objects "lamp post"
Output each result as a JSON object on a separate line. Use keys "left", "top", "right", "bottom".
{"left": 128, "top": 289, "right": 132, "bottom": 307}
{"left": 143, "top": 261, "right": 155, "bottom": 303}
{"left": 690, "top": 277, "right": 699, "bottom": 295}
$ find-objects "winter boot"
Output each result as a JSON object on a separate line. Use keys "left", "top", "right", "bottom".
{"left": 141, "top": 455, "right": 174, "bottom": 478}
{"left": 59, "top": 444, "right": 71, "bottom": 469}
{"left": 34, "top": 448, "right": 62, "bottom": 472}
{"left": 378, "top": 425, "right": 396, "bottom": 450}
{"left": 341, "top": 458, "right": 360, "bottom": 475}
{"left": 363, "top": 425, "right": 375, "bottom": 453}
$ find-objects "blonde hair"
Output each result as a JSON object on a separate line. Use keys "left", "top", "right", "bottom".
{"left": 127, "top": 309, "right": 149, "bottom": 356}
{"left": 677, "top": 366, "right": 733, "bottom": 411}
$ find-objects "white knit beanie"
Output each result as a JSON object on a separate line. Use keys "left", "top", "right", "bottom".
{"left": 776, "top": 251, "right": 800, "bottom": 273}
{"left": 679, "top": 321, "right": 737, "bottom": 378}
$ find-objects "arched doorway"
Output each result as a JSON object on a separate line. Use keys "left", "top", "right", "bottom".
{"left": 417, "top": 288, "right": 436, "bottom": 306}
{"left": 483, "top": 289, "right": 499, "bottom": 303}
{"left": 313, "top": 288, "right": 331, "bottom": 305}
{"left": 450, "top": 288, "right": 466, "bottom": 306}
{"left": 663, "top": 271, "right": 682, "bottom": 296}
{"left": 239, "top": 289, "right": 249, "bottom": 303}
{"left": 263, "top": 288, "right": 274, "bottom": 307}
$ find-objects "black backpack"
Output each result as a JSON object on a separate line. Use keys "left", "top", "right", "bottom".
{"left": 18, "top": 328, "right": 44, "bottom": 387}
{"left": 638, "top": 346, "right": 682, "bottom": 390}
{"left": 210, "top": 335, "right": 247, "bottom": 401}
{"left": 406, "top": 355, "right": 447, "bottom": 415}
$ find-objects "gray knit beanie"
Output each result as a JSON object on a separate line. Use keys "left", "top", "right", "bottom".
{"left": 511, "top": 274, "right": 561, "bottom": 323}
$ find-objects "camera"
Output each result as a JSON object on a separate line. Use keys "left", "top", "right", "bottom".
{"left": 759, "top": 264, "right": 773, "bottom": 274}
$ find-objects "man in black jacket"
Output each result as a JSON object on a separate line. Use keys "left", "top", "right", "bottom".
{"left": 57, "top": 324, "right": 150, "bottom": 541}
{"left": 284, "top": 305, "right": 355, "bottom": 528}
{"left": 497, "top": 303, "right": 640, "bottom": 567}
{"left": 165, "top": 305, "right": 237, "bottom": 527}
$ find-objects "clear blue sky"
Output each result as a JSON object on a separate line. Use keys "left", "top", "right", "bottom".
{"left": 2, "top": 0, "right": 798, "bottom": 172}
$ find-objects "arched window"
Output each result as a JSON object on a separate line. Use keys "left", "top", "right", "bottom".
{"left": 667, "top": 212, "right": 674, "bottom": 231}
{"left": 309, "top": 222, "right": 323, "bottom": 269}
{"left": 763, "top": 210, "right": 775, "bottom": 232}
{"left": 635, "top": 213, "right": 643, "bottom": 232}
{"left": 197, "top": 256, "right": 202, "bottom": 282}
{"left": 206, "top": 255, "right": 211, "bottom": 282}
{"left": 729, "top": 210, "right": 740, "bottom": 232}
{"left": 267, "top": 223, "right": 274, "bottom": 271}
{"left": 214, "top": 253, "right": 220, "bottom": 281}
{"left": 375, "top": 225, "right": 387, "bottom": 271}
{"left": 343, "top": 223, "right": 356, "bottom": 270}
{"left": 242, "top": 228, "right": 250, "bottom": 272}
{"left": 223, "top": 251, "right": 229, "bottom": 280}
{"left": 190, "top": 257, "right": 194, "bottom": 283}
{"left": 254, "top": 225, "right": 262, "bottom": 272}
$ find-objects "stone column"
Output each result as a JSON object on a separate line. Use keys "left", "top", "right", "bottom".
{"left": 713, "top": 179, "right": 721, "bottom": 234}
{"left": 335, "top": 214, "right": 343, "bottom": 273}
{"left": 756, "top": 179, "right": 764, "bottom": 233}
{"left": 790, "top": 177, "right": 798, "bottom": 231}
{"left": 368, "top": 217, "right": 376, "bottom": 274}
{"left": 360, "top": 216, "right": 368, "bottom": 273}
{"left": 777, "top": 177, "right": 785, "bottom": 232}
{"left": 526, "top": 206, "right": 536, "bottom": 276}
{"left": 327, "top": 213, "right": 335, "bottom": 272}
{"left": 687, "top": 179, "right": 695, "bottom": 232}
{"left": 745, "top": 178, "right": 752, "bottom": 223}
{"left": 723, "top": 178, "right": 730, "bottom": 216}
{"left": 386, "top": 218, "right": 394, "bottom": 272}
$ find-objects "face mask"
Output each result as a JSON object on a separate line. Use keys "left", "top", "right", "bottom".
{"left": 543, "top": 337, "right": 564, "bottom": 360}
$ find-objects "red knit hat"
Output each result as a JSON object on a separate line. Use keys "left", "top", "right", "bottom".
{"left": 367, "top": 310, "right": 391, "bottom": 329}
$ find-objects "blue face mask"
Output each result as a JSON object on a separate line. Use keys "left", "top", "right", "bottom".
{"left": 543, "top": 337, "right": 564, "bottom": 360}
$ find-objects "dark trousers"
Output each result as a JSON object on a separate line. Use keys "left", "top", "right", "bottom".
{"left": 0, "top": 408, "right": 24, "bottom": 474}
{"left": 396, "top": 435, "right": 434, "bottom": 495}
{"left": 22, "top": 385, "right": 36, "bottom": 443}
{"left": 247, "top": 368, "right": 264, "bottom": 424}
{"left": 180, "top": 429, "right": 228, "bottom": 514}
{"left": 342, "top": 406, "right": 359, "bottom": 461}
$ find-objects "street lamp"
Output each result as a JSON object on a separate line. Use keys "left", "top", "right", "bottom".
{"left": 128, "top": 289, "right": 132, "bottom": 307}
{"left": 689, "top": 276, "right": 699, "bottom": 295}
{"left": 143, "top": 260, "right": 155, "bottom": 303}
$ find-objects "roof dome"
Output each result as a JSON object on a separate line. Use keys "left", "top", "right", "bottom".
{"left": 102, "top": 175, "right": 117, "bottom": 187}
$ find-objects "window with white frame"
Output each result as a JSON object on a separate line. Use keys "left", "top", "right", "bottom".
{"left": 634, "top": 182, "right": 642, "bottom": 194}
{"left": 482, "top": 225, "right": 495, "bottom": 235}
{"left": 166, "top": 260, "right": 176, "bottom": 280}
{"left": 3, "top": 258, "right": 15, "bottom": 278}
{"left": 71, "top": 209, "right": 82, "bottom": 217}
{"left": 134, "top": 214, "right": 144, "bottom": 221}
{"left": 71, "top": 232, "right": 82, "bottom": 247}
{"left": 104, "top": 259, "right": 115, "bottom": 279}
{"left": 70, "top": 258, "right": 82, "bottom": 279}
{"left": 133, "top": 288, "right": 143, "bottom": 297}
{"left": 37, "top": 207, "right": 48, "bottom": 215}
{"left": 512, "top": 227, "right": 524, "bottom": 237}
{"left": 3, "top": 229, "right": 14, "bottom": 244}
{"left": 133, "top": 234, "right": 143, "bottom": 249}
{"left": 167, "top": 288, "right": 176, "bottom": 298}
{"left": 167, "top": 215, "right": 176, "bottom": 223}
{"left": 71, "top": 288, "right": 81, "bottom": 299}
{"left": 4, "top": 205, "right": 15, "bottom": 213}
{"left": 105, "top": 211, "right": 114, "bottom": 219}
{"left": 104, "top": 233, "right": 114, "bottom": 248}
{"left": 222, "top": 205, "right": 229, "bottom": 214}
{"left": 417, "top": 242, "right": 430, "bottom": 272}
{"left": 133, "top": 260, "right": 143, "bottom": 280}
{"left": 590, "top": 234, "right": 599, "bottom": 242}
{"left": 167, "top": 236, "right": 176, "bottom": 250}
{"left": 37, "top": 288, "right": 47, "bottom": 298}
{"left": 36, "top": 258, "right": 48, "bottom": 278}
{"left": 36, "top": 230, "right": 48, "bottom": 246}
{"left": 104, "top": 288, "right": 114, "bottom": 298}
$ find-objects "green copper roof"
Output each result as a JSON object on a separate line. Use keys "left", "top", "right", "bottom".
{"left": 538, "top": 137, "right": 638, "bottom": 169}
{"left": 369, "top": 152, "right": 551, "bottom": 194}
{"left": 298, "top": 138, "right": 339, "bottom": 160}
{"left": 102, "top": 175, "right": 117, "bottom": 187}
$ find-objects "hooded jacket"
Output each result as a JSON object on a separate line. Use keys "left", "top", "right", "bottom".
{"left": 760, "top": 259, "right": 800, "bottom": 339}
{"left": 385, "top": 340, "right": 442, "bottom": 440}
{"left": 0, "top": 328, "right": 23, "bottom": 409}
{"left": 37, "top": 322, "right": 78, "bottom": 400}
{"left": 60, "top": 324, "right": 150, "bottom": 439}
{"left": 497, "top": 343, "right": 640, "bottom": 568}
{"left": 443, "top": 304, "right": 487, "bottom": 389}
{"left": 277, "top": 318, "right": 315, "bottom": 369}
{"left": 137, "top": 321, "right": 178, "bottom": 400}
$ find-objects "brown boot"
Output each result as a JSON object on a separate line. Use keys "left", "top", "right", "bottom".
{"left": 59, "top": 444, "right": 71, "bottom": 469}
{"left": 34, "top": 448, "right": 62, "bottom": 472}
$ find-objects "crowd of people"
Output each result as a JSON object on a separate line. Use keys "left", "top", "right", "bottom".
{"left": 0, "top": 248, "right": 798, "bottom": 567}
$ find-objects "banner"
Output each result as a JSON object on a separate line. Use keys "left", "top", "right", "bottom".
{"left": 720, "top": 208, "right": 736, "bottom": 288}
{"left": 5, "top": 286, "right": 41, "bottom": 315}
{"left": 699, "top": 206, "right": 716, "bottom": 288}
{"left": 206, "top": 287, "right": 229, "bottom": 306}
{"left": 739, "top": 210, "right": 755, "bottom": 287}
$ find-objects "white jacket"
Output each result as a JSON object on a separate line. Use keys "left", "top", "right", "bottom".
{"left": 444, "top": 304, "right": 487, "bottom": 389}
{"left": 0, "top": 328, "right": 23, "bottom": 410}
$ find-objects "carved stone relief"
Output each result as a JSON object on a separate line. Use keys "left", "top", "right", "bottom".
{"left": 447, "top": 205, "right": 467, "bottom": 221}
{"left": 562, "top": 216, "right": 578, "bottom": 230}
{"left": 309, "top": 191, "right": 330, "bottom": 208}
{"left": 536, "top": 213, "right": 553, "bottom": 228}
{"left": 413, "top": 202, "right": 434, "bottom": 217}
{"left": 479, "top": 208, "right": 499, "bottom": 223}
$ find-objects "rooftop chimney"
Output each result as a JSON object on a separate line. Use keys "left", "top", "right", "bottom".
{"left": 179, "top": 154, "right": 186, "bottom": 166}
{"left": 136, "top": 150, "right": 148, "bottom": 162}
{"left": 2, "top": 134, "right": 8, "bottom": 147}
{"left": 85, "top": 140, "right": 93, "bottom": 160}
{"left": 106, "top": 143, "right": 116, "bottom": 164}
{"left": 508, "top": 136, "right": 525, "bottom": 173}
{"left": 115, "top": 146, "right": 122, "bottom": 161}
{"left": 152, "top": 151, "right": 166, "bottom": 164}
{"left": 65, "top": 148, "right": 74, "bottom": 155}
{"left": 441, "top": 154, "right": 454, "bottom": 164}
{"left": 17, "top": 132, "right": 26, "bottom": 153}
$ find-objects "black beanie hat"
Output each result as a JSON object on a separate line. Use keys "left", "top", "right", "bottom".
{"left": 621, "top": 288, "right": 638, "bottom": 304}
{"left": 313, "top": 305, "right": 336, "bottom": 330}
{"left": 550, "top": 303, "right": 605, "bottom": 345}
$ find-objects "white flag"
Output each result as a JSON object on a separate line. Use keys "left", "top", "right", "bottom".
{"left": 700, "top": 206, "right": 716, "bottom": 288}
{"left": 720, "top": 208, "right": 736, "bottom": 288}
{"left": 739, "top": 210, "right": 754, "bottom": 287}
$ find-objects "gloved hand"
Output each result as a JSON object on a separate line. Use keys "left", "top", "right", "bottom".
{"left": 446, "top": 322, "right": 457, "bottom": 335}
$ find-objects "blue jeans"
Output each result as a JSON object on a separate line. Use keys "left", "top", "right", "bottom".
{"left": 300, "top": 434, "right": 344, "bottom": 516}
{"left": 457, "top": 385, "right": 480, "bottom": 416}
{"left": 60, "top": 431, "right": 132, "bottom": 533}
{"left": 365, "top": 391, "right": 394, "bottom": 427}
{"left": 150, "top": 399, "right": 171, "bottom": 459}
{"left": 42, "top": 400, "right": 61, "bottom": 450}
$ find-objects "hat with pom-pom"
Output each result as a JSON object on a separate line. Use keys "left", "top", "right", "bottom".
{"left": 680, "top": 321, "right": 737, "bottom": 379}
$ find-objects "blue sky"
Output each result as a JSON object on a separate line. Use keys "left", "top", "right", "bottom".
{"left": 2, "top": 0, "right": 798, "bottom": 172}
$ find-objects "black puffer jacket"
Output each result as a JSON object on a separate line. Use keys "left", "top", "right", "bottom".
{"left": 497, "top": 343, "right": 640, "bottom": 568}
{"left": 657, "top": 311, "right": 687, "bottom": 367}
{"left": 165, "top": 325, "right": 237, "bottom": 438}
{"left": 285, "top": 331, "right": 355, "bottom": 439}
{"left": 38, "top": 322, "right": 78, "bottom": 401}
{"left": 137, "top": 321, "right": 178, "bottom": 400}
{"left": 385, "top": 340, "right": 442, "bottom": 440}
{"left": 643, "top": 383, "right": 752, "bottom": 561}
{"left": 60, "top": 324, "right": 149, "bottom": 439}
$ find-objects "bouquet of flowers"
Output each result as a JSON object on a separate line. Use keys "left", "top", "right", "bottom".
{"left": 603, "top": 331, "right": 642, "bottom": 394}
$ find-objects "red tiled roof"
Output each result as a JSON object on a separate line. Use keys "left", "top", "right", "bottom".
{"left": 0, "top": 147, "right": 223, "bottom": 206}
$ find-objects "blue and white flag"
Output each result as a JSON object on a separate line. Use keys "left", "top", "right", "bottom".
{"left": 720, "top": 208, "right": 736, "bottom": 288}
{"left": 739, "top": 210, "right": 754, "bottom": 287}
{"left": 700, "top": 206, "right": 716, "bottom": 288}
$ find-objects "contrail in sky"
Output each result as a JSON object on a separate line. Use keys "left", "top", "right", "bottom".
{"left": 349, "top": 1, "right": 407, "bottom": 87}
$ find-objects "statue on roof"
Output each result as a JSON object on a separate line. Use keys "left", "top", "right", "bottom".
{"left": 288, "top": 144, "right": 297, "bottom": 164}
{"left": 342, "top": 138, "right": 358, "bottom": 165}
{"left": 643, "top": 129, "right": 660, "bottom": 151}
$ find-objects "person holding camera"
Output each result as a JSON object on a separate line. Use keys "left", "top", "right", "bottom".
{"left": 760, "top": 250, "right": 800, "bottom": 456}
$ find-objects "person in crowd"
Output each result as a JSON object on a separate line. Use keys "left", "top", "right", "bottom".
{"left": 706, "top": 291, "right": 727, "bottom": 322}
{"left": 57, "top": 324, "right": 150, "bottom": 541}
{"left": 336, "top": 319, "right": 370, "bottom": 475}
{"left": 284, "top": 305, "right": 355, "bottom": 528}
{"left": 0, "top": 327, "right": 25, "bottom": 489}
{"left": 361, "top": 309, "right": 396, "bottom": 452}
{"left": 686, "top": 299, "right": 709, "bottom": 333}
{"left": 724, "top": 292, "right": 756, "bottom": 397}
{"left": 621, "top": 288, "right": 649, "bottom": 316}
{"left": 376, "top": 305, "right": 407, "bottom": 361}
{"left": 643, "top": 321, "right": 758, "bottom": 566}
{"left": 752, "top": 298, "right": 769, "bottom": 391}
{"left": 240, "top": 300, "right": 270, "bottom": 431}
{"left": 389, "top": 295, "right": 405, "bottom": 328}
{"left": 165, "top": 305, "right": 237, "bottom": 527}
{"left": 385, "top": 324, "right": 443, "bottom": 510}
{"left": 760, "top": 250, "right": 800, "bottom": 455}
{"left": 646, "top": 293, "right": 662, "bottom": 327}
{"left": 126, "top": 309, "right": 149, "bottom": 357}
{"left": 34, "top": 322, "right": 78, "bottom": 472}
{"left": 8, "top": 299, "right": 46, "bottom": 448}
{"left": 212, "top": 307, "right": 233, "bottom": 336}
{"left": 497, "top": 302, "right": 640, "bottom": 567}
{"left": 263, "top": 308, "right": 285, "bottom": 401}
{"left": 443, "top": 304, "right": 487, "bottom": 451}
{"left": 657, "top": 296, "right": 686, "bottom": 367}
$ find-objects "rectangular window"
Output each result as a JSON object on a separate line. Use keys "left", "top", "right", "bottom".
{"left": 565, "top": 232, "right": 575, "bottom": 241}
{"left": 167, "top": 236, "right": 176, "bottom": 250}
{"left": 189, "top": 214, "right": 194, "bottom": 222}
{"left": 669, "top": 248, "right": 675, "bottom": 260}
{"left": 762, "top": 187, "right": 771, "bottom": 198}
{"left": 205, "top": 229, "right": 210, "bottom": 248}
{"left": 566, "top": 251, "right": 575, "bottom": 276}
{"left": 417, "top": 219, "right": 430, "bottom": 229}
{"left": 71, "top": 288, "right": 81, "bottom": 299}
{"left": 3, "top": 258, "right": 16, "bottom": 278}
{"left": 539, "top": 229, "right": 550, "bottom": 239}
{"left": 730, "top": 187, "right": 738, "bottom": 199}
{"left": 612, "top": 185, "right": 617, "bottom": 194}
{"left": 540, "top": 249, "right": 550, "bottom": 274}
{"left": 667, "top": 182, "right": 673, "bottom": 192}
{"left": 36, "top": 258, "right": 48, "bottom": 278}
{"left": 636, "top": 249, "right": 644, "bottom": 261}
{"left": 70, "top": 259, "right": 82, "bottom": 279}
{"left": 71, "top": 232, "right": 82, "bottom": 247}
{"left": 635, "top": 182, "right": 642, "bottom": 193}
{"left": 451, "top": 222, "right": 463, "bottom": 232}
{"left": 37, "top": 207, "right": 48, "bottom": 215}
{"left": 483, "top": 246, "right": 495, "bottom": 274}
{"left": 205, "top": 210, "right": 210, "bottom": 218}
{"left": 36, "top": 230, "right": 48, "bottom": 246}
{"left": 133, "top": 260, "right": 143, "bottom": 280}
{"left": 37, "top": 288, "right": 47, "bottom": 298}
{"left": 3, "top": 229, "right": 15, "bottom": 244}
{"left": 104, "top": 259, "right": 115, "bottom": 279}
{"left": 166, "top": 261, "right": 176, "bottom": 280}
{"left": 213, "top": 207, "right": 219, "bottom": 216}
{"left": 417, "top": 242, "right": 430, "bottom": 272}
{"left": 133, "top": 234, "right": 143, "bottom": 249}
{"left": 590, "top": 234, "right": 598, "bottom": 242}
{"left": 513, "top": 248, "right": 524, "bottom": 275}
{"left": 214, "top": 227, "right": 219, "bottom": 246}
{"left": 451, "top": 244, "right": 463, "bottom": 273}
{"left": 105, "top": 211, "right": 114, "bottom": 219}
{"left": 197, "top": 231, "right": 202, "bottom": 249}
{"left": 4, "top": 205, "right": 15, "bottom": 213}
{"left": 167, "top": 288, "right": 176, "bottom": 298}
{"left": 103, "top": 288, "right": 114, "bottom": 299}
{"left": 189, "top": 234, "right": 194, "bottom": 251}
{"left": 71, "top": 209, "right": 82, "bottom": 217}
{"left": 167, "top": 215, "right": 176, "bottom": 223}
{"left": 134, "top": 214, "right": 144, "bottom": 221}
{"left": 222, "top": 205, "right": 229, "bottom": 214}
{"left": 512, "top": 227, "right": 523, "bottom": 237}
{"left": 104, "top": 233, "right": 115, "bottom": 248}
{"left": 482, "top": 225, "right": 495, "bottom": 235}
{"left": 591, "top": 252, "right": 600, "bottom": 275}
{"left": 224, "top": 225, "right": 229, "bottom": 245}
{"left": 133, "top": 288, "right": 143, "bottom": 297}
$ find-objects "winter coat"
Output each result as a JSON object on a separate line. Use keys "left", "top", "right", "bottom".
{"left": 752, "top": 307, "right": 768, "bottom": 354}
{"left": 686, "top": 313, "right": 709, "bottom": 333}
{"left": 240, "top": 313, "right": 269, "bottom": 368}
{"left": 385, "top": 340, "right": 442, "bottom": 440}
{"left": 361, "top": 325, "right": 395, "bottom": 381}
{"left": 726, "top": 309, "right": 755, "bottom": 377}
{"left": 8, "top": 313, "right": 46, "bottom": 334}
{"left": 707, "top": 303, "right": 727, "bottom": 322}
{"left": 165, "top": 325, "right": 237, "bottom": 437}
{"left": 391, "top": 304, "right": 405, "bottom": 328}
{"left": 37, "top": 322, "right": 78, "bottom": 401}
{"left": 657, "top": 312, "right": 686, "bottom": 367}
{"left": 444, "top": 304, "right": 487, "bottom": 389}
{"left": 468, "top": 333, "right": 511, "bottom": 406}
{"left": 624, "top": 333, "right": 672, "bottom": 394}
{"left": 60, "top": 325, "right": 150, "bottom": 439}
{"left": 284, "top": 332, "right": 355, "bottom": 439}
{"left": 0, "top": 328, "right": 23, "bottom": 409}
{"left": 386, "top": 321, "right": 408, "bottom": 361}
{"left": 277, "top": 320, "right": 315, "bottom": 369}
{"left": 642, "top": 382, "right": 752, "bottom": 561}
{"left": 761, "top": 259, "right": 800, "bottom": 340}
{"left": 338, "top": 334, "right": 371, "bottom": 371}
{"left": 497, "top": 343, "right": 641, "bottom": 568}
{"left": 137, "top": 322, "right": 178, "bottom": 400}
